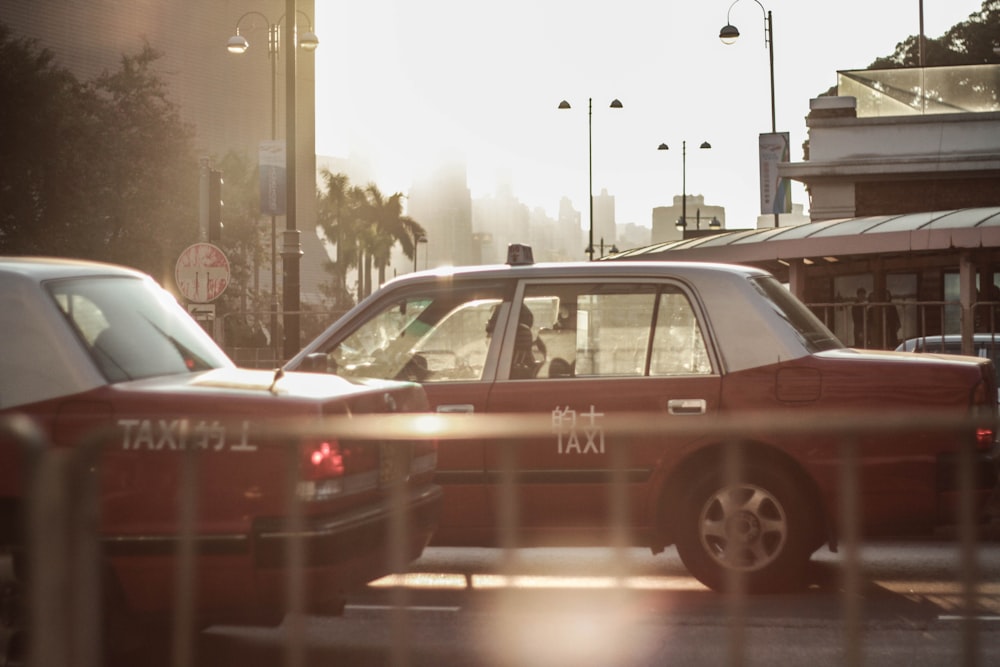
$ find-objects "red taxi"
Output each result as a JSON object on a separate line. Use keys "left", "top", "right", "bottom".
{"left": 0, "top": 257, "right": 441, "bottom": 631}
{"left": 288, "top": 245, "right": 999, "bottom": 593}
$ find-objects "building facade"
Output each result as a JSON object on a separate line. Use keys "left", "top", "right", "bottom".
{"left": 615, "top": 64, "right": 1000, "bottom": 354}
{"left": 781, "top": 66, "right": 1000, "bottom": 222}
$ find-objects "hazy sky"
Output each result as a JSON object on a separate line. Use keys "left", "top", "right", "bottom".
{"left": 314, "top": 0, "right": 984, "bottom": 232}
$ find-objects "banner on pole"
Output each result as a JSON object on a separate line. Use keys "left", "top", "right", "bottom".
{"left": 759, "top": 132, "right": 792, "bottom": 216}
{"left": 259, "top": 141, "right": 286, "bottom": 216}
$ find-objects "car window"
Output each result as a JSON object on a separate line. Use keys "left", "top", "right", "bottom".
{"left": 324, "top": 283, "right": 510, "bottom": 382}
{"left": 750, "top": 275, "right": 843, "bottom": 353}
{"left": 523, "top": 282, "right": 712, "bottom": 378}
{"left": 48, "top": 275, "right": 231, "bottom": 382}
{"left": 650, "top": 290, "right": 712, "bottom": 375}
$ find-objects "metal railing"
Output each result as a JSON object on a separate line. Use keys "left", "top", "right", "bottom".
{"left": 808, "top": 300, "right": 1000, "bottom": 352}
{"left": 2, "top": 409, "right": 996, "bottom": 667}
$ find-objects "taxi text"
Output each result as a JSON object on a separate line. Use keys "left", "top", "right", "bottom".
{"left": 118, "top": 418, "right": 257, "bottom": 452}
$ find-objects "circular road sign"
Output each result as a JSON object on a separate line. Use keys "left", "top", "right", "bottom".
{"left": 175, "top": 243, "right": 230, "bottom": 303}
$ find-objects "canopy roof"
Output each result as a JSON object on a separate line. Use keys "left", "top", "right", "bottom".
{"left": 610, "top": 207, "right": 1000, "bottom": 275}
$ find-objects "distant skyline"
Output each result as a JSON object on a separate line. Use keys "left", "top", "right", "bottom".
{"left": 315, "top": 1, "right": 984, "bottom": 232}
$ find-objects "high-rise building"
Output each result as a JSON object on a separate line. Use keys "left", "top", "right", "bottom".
{"left": 651, "top": 195, "right": 726, "bottom": 244}
{"left": 406, "top": 159, "right": 474, "bottom": 268}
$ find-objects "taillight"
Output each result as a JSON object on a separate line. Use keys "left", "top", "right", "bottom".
{"left": 970, "top": 380, "right": 997, "bottom": 451}
{"left": 298, "top": 439, "right": 346, "bottom": 502}
{"left": 306, "top": 440, "right": 345, "bottom": 478}
{"left": 297, "top": 439, "right": 382, "bottom": 502}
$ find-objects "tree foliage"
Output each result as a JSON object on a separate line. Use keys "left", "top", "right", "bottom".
{"left": 316, "top": 170, "right": 426, "bottom": 302}
{"left": 869, "top": 0, "right": 1000, "bottom": 69}
{"left": 0, "top": 23, "right": 199, "bottom": 277}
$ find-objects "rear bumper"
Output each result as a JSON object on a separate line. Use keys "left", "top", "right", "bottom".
{"left": 936, "top": 449, "right": 999, "bottom": 525}
{"left": 253, "top": 483, "right": 443, "bottom": 568}
{"left": 935, "top": 450, "right": 999, "bottom": 493}
{"left": 104, "top": 483, "right": 442, "bottom": 623}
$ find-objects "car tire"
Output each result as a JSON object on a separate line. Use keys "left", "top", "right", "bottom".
{"left": 675, "top": 463, "right": 811, "bottom": 594}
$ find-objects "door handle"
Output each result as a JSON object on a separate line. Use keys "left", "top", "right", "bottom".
{"left": 667, "top": 398, "right": 706, "bottom": 415}
{"left": 437, "top": 404, "right": 475, "bottom": 414}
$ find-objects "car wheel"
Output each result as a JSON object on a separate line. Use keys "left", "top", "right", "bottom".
{"left": 675, "top": 463, "right": 810, "bottom": 594}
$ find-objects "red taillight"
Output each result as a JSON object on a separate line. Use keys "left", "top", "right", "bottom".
{"left": 970, "top": 380, "right": 997, "bottom": 451}
{"left": 303, "top": 440, "right": 345, "bottom": 479}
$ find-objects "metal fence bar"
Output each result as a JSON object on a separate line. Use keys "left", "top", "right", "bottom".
{"left": 958, "top": 431, "right": 981, "bottom": 667}
{"left": 387, "top": 445, "right": 414, "bottom": 667}
{"left": 839, "top": 437, "right": 862, "bottom": 667}
{"left": 283, "top": 439, "right": 306, "bottom": 667}
{"left": 723, "top": 440, "right": 747, "bottom": 667}
{"left": 171, "top": 430, "right": 200, "bottom": 667}
{"left": 6, "top": 409, "right": 996, "bottom": 665}
{"left": 4, "top": 414, "right": 103, "bottom": 667}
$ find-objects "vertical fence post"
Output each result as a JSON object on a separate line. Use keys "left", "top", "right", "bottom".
{"left": 723, "top": 440, "right": 746, "bottom": 667}
{"left": 172, "top": 427, "right": 200, "bottom": 667}
{"left": 284, "top": 437, "right": 306, "bottom": 667}
{"left": 14, "top": 416, "right": 103, "bottom": 667}
{"left": 839, "top": 437, "right": 862, "bottom": 667}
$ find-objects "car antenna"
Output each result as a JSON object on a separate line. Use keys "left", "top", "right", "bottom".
{"left": 269, "top": 367, "right": 284, "bottom": 395}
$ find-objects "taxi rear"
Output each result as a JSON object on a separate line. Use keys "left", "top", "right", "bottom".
{"left": 0, "top": 257, "right": 441, "bottom": 627}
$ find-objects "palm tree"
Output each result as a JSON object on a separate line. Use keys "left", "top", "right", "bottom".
{"left": 363, "top": 184, "right": 426, "bottom": 291}
{"left": 317, "top": 174, "right": 427, "bottom": 300}
{"left": 316, "top": 170, "right": 362, "bottom": 304}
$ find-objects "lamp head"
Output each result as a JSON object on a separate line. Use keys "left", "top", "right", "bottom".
{"left": 610, "top": 99, "right": 623, "bottom": 108}
{"left": 227, "top": 35, "right": 250, "bottom": 54}
{"left": 719, "top": 24, "right": 740, "bottom": 45}
{"left": 558, "top": 100, "right": 571, "bottom": 109}
{"left": 299, "top": 30, "right": 320, "bottom": 51}
{"left": 700, "top": 141, "right": 712, "bottom": 149}
{"left": 657, "top": 143, "right": 669, "bottom": 151}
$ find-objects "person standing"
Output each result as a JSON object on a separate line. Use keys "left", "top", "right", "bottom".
{"left": 851, "top": 287, "right": 867, "bottom": 347}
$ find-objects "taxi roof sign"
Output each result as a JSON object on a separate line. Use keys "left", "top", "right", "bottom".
{"left": 506, "top": 244, "right": 534, "bottom": 266}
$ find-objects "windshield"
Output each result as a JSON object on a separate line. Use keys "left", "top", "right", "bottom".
{"left": 750, "top": 276, "right": 844, "bottom": 353}
{"left": 48, "top": 275, "right": 233, "bottom": 382}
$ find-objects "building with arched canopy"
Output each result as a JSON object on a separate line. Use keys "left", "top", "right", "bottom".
{"left": 613, "top": 64, "right": 1000, "bottom": 353}
{"left": 611, "top": 207, "right": 1000, "bottom": 352}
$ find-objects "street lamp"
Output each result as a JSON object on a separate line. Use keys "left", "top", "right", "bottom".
{"left": 720, "top": 0, "right": 781, "bottom": 228}
{"left": 228, "top": 7, "right": 318, "bottom": 361}
{"left": 720, "top": 0, "right": 775, "bottom": 133}
{"left": 657, "top": 141, "right": 711, "bottom": 231}
{"left": 413, "top": 233, "right": 427, "bottom": 272}
{"left": 558, "top": 98, "right": 623, "bottom": 261}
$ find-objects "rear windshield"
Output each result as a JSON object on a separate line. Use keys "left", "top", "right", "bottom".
{"left": 47, "top": 275, "right": 233, "bottom": 382}
{"left": 750, "top": 276, "right": 844, "bottom": 353}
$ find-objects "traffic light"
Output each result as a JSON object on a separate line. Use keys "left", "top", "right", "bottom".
{"left": 208, "top": 169, "right": 223, "bottom": 242}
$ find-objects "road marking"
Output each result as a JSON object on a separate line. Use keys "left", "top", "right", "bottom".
{"left": 938, "top": 615, "right": 1000, "bottom": 622}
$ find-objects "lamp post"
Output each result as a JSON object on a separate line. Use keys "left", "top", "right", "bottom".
{"left": 413, "top": 233, "right": 427, "bottom": 272}
{"left": 558, "top": 98, "right": 623, "bottom": 261}
{"left": 720, "top": 0, "right": 781, "bottom": 229}
{"left": 228, "top": 5, "right": 318, "bottom": 361}
{"left": 658, "top": 141, "right": 711, "bottom": 233}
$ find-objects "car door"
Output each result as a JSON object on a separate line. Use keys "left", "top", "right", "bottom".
{"left": 297, "top": 279, "right": 514, "bottom": 542}
{"left": 483, "top": 278, "right": 723, "bottom": 542}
